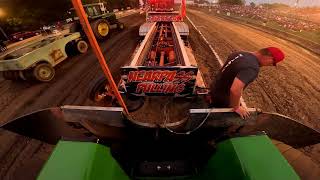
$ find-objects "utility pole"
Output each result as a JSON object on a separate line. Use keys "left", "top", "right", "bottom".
{"left": 0, "top": 8, "right": 8, "bottom": 40}
{"left": 294, "top": 0, "right": 300, "bottom": 8}
{"left": 0, "top": 26, "right": 8, "bottom": 40}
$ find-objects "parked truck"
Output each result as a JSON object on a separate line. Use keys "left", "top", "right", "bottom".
{"left": 0, "top": 32, "right": 88, "bottom": 82}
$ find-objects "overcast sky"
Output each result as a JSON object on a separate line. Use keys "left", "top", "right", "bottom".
{"left": 245, "top": 0, "right": 320, "bottom": 7}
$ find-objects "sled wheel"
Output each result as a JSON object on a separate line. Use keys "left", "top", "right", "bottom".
{"left": 118, "top": 94, "right": 145, "bottom": 112}
{"left": 89, "top": 77, "right": 115, "bottom": 106}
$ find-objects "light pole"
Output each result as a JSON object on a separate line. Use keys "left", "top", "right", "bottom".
{"left": 294, "top": 0, "right": 299, "bottom": 8}
{"left": 0, "top": 8, "right": 8, "bottom": 40}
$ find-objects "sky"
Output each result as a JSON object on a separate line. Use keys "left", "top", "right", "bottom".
{"left": 204, "top": 0, "right": 320, "bottom": 7}
{"left": 245, "top": 0, "right": 320, "bottom": 7}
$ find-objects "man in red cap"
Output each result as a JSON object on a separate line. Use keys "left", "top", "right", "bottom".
{"left": 209, "top": 47, "right": 285, "bottom": 119}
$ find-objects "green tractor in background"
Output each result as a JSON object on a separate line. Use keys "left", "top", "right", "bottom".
{"left": 69, "top": 2, "right": 125, "bottom": 40}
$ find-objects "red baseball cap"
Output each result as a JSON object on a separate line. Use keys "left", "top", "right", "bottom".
{"left": 267, "top": 47, "right": 285, "bottom": 66}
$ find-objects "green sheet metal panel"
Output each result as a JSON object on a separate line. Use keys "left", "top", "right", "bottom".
{"left": 197, "top": 135, "right": 300, "bottom": 180}
{"left": 37, "top": 141, "right": 129, "bottom": 180}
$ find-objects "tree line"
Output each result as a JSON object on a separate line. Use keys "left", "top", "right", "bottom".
{"left": 0, "top": 0, "right": 137, "bottom": 35}
{"left": 1, "top": 0, "right": 247, "bottom": 35}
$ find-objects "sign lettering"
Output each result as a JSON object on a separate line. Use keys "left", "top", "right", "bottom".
{"left": 127, "top": 70, "right": 192, "bottom": 83}
{"left": 122, "top": 68, "right": 197, "bottom": 96}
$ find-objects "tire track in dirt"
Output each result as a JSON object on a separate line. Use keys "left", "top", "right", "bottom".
{"left": 0, "top": 13, "right": 144, "bottom": 180}
{"left": 0, "top": 14, "right": 143, "bottom": 123}
{"left": 187, "top": 9, "right": 320, "bottom": 165}
{"left": 187, "top": 21, "right": 221, "bottom": 86}
{"left": 188, "top": 9, "right": 320, "bottom": 128}
{"left": 0, "top": 136, "right": 31, "bottom": 178}
{"left": 58, "top": 20, "right": 139, "bottom": 106}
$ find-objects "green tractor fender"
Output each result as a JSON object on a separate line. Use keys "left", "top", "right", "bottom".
{"left": 2, "top": 106, "right": 320, "bottom": 179}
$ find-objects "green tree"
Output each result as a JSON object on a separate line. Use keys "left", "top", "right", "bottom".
{"left": 261, "top": 3, "right": 289, "bottom": 9}
{"left": 218, "top": 0, "right": 245, "bottom": 5}
{"left": 0, "top": 0, "right": 138, "bottom": 34}
{"left": 6, "top": 17, "right": 23, "bottom": 27}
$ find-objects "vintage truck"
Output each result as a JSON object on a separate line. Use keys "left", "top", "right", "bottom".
{"left": 0, "top": 32, "right": 88, "bottom": 82}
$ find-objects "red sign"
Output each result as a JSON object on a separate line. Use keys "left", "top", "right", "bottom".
{"left": 126, "top": 70, "right": 194, "bottom": 94}
{"left": 136, "top": 82, "right": 185, "bottom": 94}
{"left": 121, "top": 67, "right": 198, "bottom": 96}
{"left": 128, "top": 70, "right": 193, "bottom": 83}
{"left": 147, "top": 15, "right": 182, "bottom": 22}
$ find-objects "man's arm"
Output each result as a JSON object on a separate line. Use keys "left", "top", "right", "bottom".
{"left": 230, "top": 77, "right": 250, "bottom": 119}
{"left": 229, "top": 77, "right": 244, "bottom": 108}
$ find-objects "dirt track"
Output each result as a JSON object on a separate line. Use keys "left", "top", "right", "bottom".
{"left": 0, "top": 9, "right": 320, "bottom": 179}
{"left": 0, "top": 13, "right": 144, "bottom": 179}
{"left": 188, "top": 9, "right": 320, "bottom": 128}
{"left": 187, "top": 9, "right": 320, "bottom": 164}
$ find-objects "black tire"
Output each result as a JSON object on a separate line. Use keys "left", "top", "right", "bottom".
{"left": 70, "top": 22, "right": 79, "bottom": 33}
{"left": 89, "top": 76, "right": 145, "bottom": 111}
{"left": 22, "top": 69, "right": 34, "bottom": 81}
{"left": 70, "top": 22, "right": 88, "bottom": 41}
{"left": 117, "top": 22, "right": 125, "bottom": 31}
{"left": 3, "top": 71, "right": 8, "bottom": 79}
{"left": 65, "top": 41, "right": 77, "bottom": 57}
{"left": 33, "top": 63, "right": 55, "bottom": 82}
{"left": 113, "top": 93, "right": 145, "bottom": 113}
{"left": 2, "top": 71, "right": 21, "bottom": 81}
{"left": 89, "top": 77, "right": 109, "bottom": 102}
{"left": 91, "top": 19, "right": 110, "bottom": 40}
{"left": 88, "top": 76, "right": 116, "bottom": 107}
{"left": 76, "top": 40, "right": 88, "bottom": 54}
{"left": 122, "top": 94, "right": 145, "bottom": 112}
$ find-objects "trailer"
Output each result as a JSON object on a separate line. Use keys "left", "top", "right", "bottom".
{"left": 90, "top": 0, "right": 206, "bottom": 111}
{"left": 120, "top": 21, "right": 206, "bottom": 97}
{"left": 0, "top": 32, "right": 88, "bottom": 82}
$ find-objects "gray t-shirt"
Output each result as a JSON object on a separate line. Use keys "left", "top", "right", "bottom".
{"left": 210, "top": 52, "right": 260, "bottom": 107}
